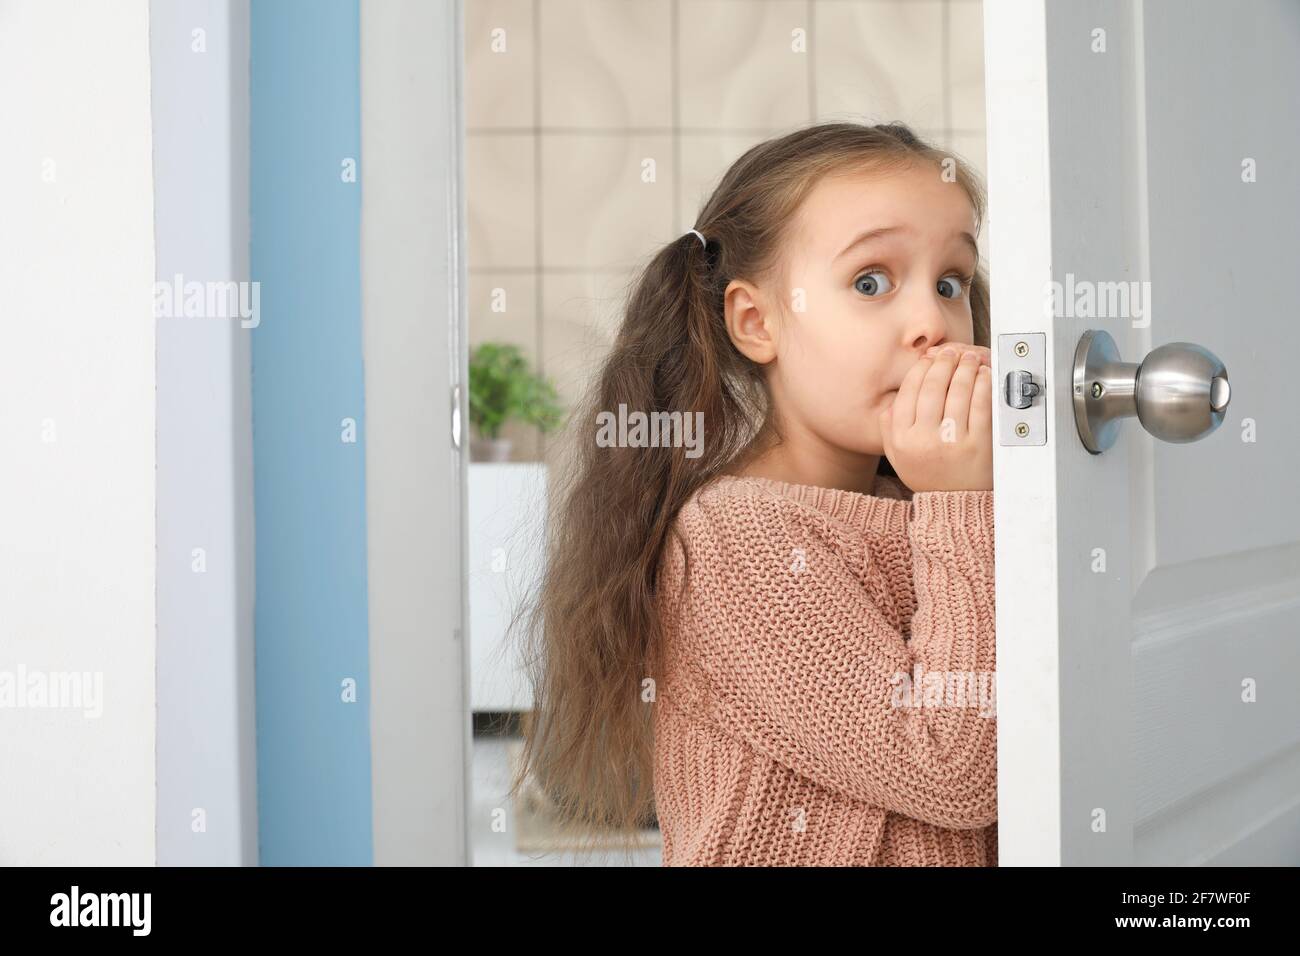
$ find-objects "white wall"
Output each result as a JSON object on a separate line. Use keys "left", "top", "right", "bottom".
{"left": 151, "top": 0, "right": 257, "bottom": 866}
{"left": 467, "top": 463, "right": 547, "bottom": 711}
{"left": 0, "top": 0, "right": 157, "bottom": 864}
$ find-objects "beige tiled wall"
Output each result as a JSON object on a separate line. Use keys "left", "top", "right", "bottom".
{"left": 467, "top": 0, "right": 987, "bottom": 461}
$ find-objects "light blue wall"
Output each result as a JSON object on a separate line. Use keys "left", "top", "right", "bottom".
{"left": 250, "top": 0, "right": 372, "bottom": 865}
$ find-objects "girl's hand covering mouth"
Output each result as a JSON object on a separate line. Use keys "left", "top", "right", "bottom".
{"left": 880, "top": 345, "right": 994, "bottom": 492}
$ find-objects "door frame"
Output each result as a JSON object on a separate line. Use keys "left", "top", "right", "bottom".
{"left": 360, "top": 0, "right": 472, "bottom": 866}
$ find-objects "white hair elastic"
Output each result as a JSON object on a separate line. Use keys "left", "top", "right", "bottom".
{"left": 686, "top": 228, "right": 707, "bottom": 248}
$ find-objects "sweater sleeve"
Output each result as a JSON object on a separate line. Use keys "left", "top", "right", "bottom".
{"left": 679, "top": 486, "right": 997, "bottom": 830}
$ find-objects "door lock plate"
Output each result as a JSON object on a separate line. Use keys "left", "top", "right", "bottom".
{"left": 998, "top": 332, "right": 1046, "bottom": 445}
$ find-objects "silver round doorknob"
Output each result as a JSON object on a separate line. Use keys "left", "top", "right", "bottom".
{"left": 1073, "top": 329, "right": 1230, "bottom": 454}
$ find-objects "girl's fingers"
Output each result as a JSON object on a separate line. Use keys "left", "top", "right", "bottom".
{"left": 969, "top": 363, "right": 993, "bottom": 433}
{"left": 892, "top": 354, "right": 932, "bottom": 430}
{"left": 944, "top": 351, "right": 980, "bottom": 435}
{"left": 916, "top": 348, "right": 960, "bottom": 427}
{"left": 926, "top": 343, "right": 991, "bottom": 366}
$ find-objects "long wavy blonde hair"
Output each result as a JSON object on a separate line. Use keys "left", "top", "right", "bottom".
{"left": 505, "top": 122, "right": 989, "bottom": 860}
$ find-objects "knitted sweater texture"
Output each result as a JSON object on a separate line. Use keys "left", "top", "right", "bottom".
{"left": 649, "top": 471, "right": 998, "bottom": 866}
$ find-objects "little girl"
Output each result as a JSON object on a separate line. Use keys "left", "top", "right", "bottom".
{"left": 511, "top": 122, "right": 997, "bottom": 867}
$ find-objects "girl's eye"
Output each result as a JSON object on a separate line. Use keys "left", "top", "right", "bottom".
{"left": 937, "top": 275, "right": 972, "bottom": 299}
{"left": 854, "top": 270, "right": 892, "bottom": 297}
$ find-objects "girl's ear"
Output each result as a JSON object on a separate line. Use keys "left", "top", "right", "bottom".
{"left": 723, "top": 279, "right": 778, "bottom": 365}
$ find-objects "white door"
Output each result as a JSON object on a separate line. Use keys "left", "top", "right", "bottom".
{"left": 986, "top": 0, "right": 1300, "bottom": 865}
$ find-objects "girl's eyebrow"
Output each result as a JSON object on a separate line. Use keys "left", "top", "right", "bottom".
{"left": 834, "top": 226, "right": 904, "bottom": 262}
{"left": 834, "top": 225, "right": 979, "bottom": 263}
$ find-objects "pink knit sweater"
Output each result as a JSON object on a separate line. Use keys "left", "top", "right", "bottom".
{"left": 649, "top": 470, "right": 997, "bottom": 866}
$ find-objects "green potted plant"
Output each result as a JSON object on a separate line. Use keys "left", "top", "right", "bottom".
{"left": 468, "top": 342, "right": 565, "bottom": 461}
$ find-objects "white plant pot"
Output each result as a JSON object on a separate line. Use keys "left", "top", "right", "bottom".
{"left": 471, "top": 436, "right": 513, "bottom": 462}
